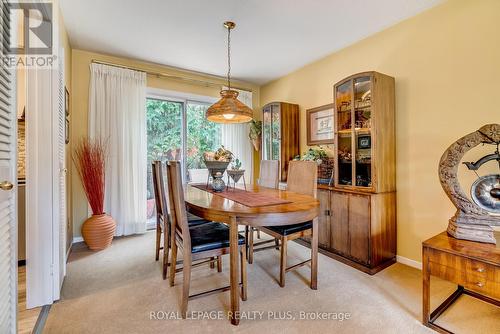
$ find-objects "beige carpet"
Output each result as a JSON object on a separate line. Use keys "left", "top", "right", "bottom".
{"left": 44, "top": 232, "right": 499, "bottom": 334}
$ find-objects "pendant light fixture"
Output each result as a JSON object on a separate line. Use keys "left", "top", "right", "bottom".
{"left": 206, "top": 21, "right": 253, "bottom": 123}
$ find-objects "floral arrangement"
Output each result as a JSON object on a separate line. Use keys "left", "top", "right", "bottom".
{"left": 203, "top": 145, "right": 234, "bottom": 162}
{"left": 300, "top": 148, "right": 328, "bottom": 165}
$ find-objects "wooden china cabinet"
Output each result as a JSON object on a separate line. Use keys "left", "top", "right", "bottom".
{"left": 261, "top": 102, "right": 299, "bottom": 182}
{"left": 303, "top": 72, "right": 396, "bottom": 274}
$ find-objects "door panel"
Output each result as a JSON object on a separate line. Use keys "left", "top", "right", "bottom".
{"left": 317, "top": 189, "right": 330, "bottom": 248}
{"left": 330, "top": 191, "right": 349, "bottom": 254}
{"left": 348, "top": 194, "right": 370, "bottom": 264}
{"left": 0, "top": 1, "right": 17, "bottom": 329}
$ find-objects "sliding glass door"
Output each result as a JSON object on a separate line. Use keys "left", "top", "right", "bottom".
{"left": 186, "top": 102, "right": 222, "bottom": 183}
{"left": 146, "top": 98, "right": 182, "bottom": 223}
{"left": 145, "top": 98, "right": 223, "bottom": 224}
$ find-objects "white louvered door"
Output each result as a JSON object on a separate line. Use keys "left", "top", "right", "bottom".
{"left": 0, "top": 0, "right": 17, "bottom": 332}
{"left": 56, "top": 48, "right": 66, "bottom": 287}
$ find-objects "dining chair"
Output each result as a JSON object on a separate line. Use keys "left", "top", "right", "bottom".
{"left": 151, "top": 161, "right": 215, "bottom": 280}
{"left": 251, "top": 160, "right": 317, "bottom": 287}
{"left": 259, "top": 160, "right": 280, "bottom": 189}
{"left": 167, "top": 161, "right": 247, "bottom": 318}
{"left": 246, "top": 160, "right": 280, "bottom": 264}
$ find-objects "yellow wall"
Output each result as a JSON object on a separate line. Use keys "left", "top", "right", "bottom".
{"left": 70, "top": 49, "right": 260, "bottom": 237}
{"left": 260, "top": 0, "right": 500, "bottom": 262}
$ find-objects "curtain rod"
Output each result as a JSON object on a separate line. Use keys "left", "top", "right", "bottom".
{"left": 90, "top": 59, "right": 253, "bottom": 92}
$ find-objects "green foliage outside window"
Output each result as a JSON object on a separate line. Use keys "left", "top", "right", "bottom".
{"left": 146, "top": 98, "right": 222, "bottom": 199}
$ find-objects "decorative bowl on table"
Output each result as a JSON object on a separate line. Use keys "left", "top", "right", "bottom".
{"left": 203, "top": 146, "right": 233, "bottom": 189}
{"left": 204, "top": 160, "right": 230, "bottom": 178}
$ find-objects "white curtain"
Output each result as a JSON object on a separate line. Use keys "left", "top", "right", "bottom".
{"left": 89, "top": 63, "right": 147, "bottom": 236}
{"left": 221, "top": 87, "right": 253, "bottom": 183}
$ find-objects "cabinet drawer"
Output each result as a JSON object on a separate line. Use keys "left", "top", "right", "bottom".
{"left": 427, "top": 250, "right": 500, "bottom": 299}
{"left": 429, "top": 261, "right": 500, "bottom": 299}
{"left": 427, "top": 249, "right": 499, "bottom": 277}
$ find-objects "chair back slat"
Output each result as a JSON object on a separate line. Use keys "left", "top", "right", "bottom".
{"left": 167, "top": 161, "right": 191, "bottom": 246}
{"left": 259, "top": 160, "right": 279, "bottom": 189}
{"left": 287, "top": 160, "right": 318, "bottom": 198}
{"left": 152, "top": 161, "right": 166, "bottom": 221}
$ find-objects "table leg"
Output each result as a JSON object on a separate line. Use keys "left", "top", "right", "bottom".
{"left": 422, "top": 246, "right": 430, "bottom": 326}
{"left": 310, "top": 217, "right": 318, "bottom": 290}
{"left": 229, "top": 216, "right": 240, "bottom": 325}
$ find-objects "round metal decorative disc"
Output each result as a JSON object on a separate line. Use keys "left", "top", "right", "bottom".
{"left": 471, "top": 174, "right": 500, "bottom": 213}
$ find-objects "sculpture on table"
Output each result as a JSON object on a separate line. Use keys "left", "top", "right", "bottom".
{"left": 438, "top": 123, "right": 500, "bottom": 243}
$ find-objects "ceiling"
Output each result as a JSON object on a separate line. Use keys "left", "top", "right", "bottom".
{"left": 60, "top": 0, "right": 442, "bottom": 84}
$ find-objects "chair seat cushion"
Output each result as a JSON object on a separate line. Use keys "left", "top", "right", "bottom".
{"left": 266, "top": 221, "right": 313, "bottom": 236}
{"left": 190, "top": 222, "right": 245, "bottom": 253}
{"left": 187, "top": 212, "right": 208, "bottom": 226}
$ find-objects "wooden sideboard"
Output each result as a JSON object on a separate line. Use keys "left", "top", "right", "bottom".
{"left": 422, "top": 232, "right": 500, "bottom": 333}
{"left": 300, "top": 185, "right": 396, "bottom": 274}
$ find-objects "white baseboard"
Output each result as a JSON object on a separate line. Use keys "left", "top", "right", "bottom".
{"left": 72, "top": 236, "right": 84, "bottom": 244}
{"left": 396, "top": 255, "right": 422, "bottom": 270}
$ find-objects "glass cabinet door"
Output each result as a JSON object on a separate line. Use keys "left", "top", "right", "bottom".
{"left": 262, "top": 104, "right": 281, "bottom": 162}
{"left": 262, "top": 105, "right": 272, "bottom": 160}
{"left": 271, "top": 104, "right": 281, "bottom": 161}
{"left": 336, "top": 80, "right": 353, "bottom": 186}
{"left": 353, "top": 76, "right": 372, "bottom": 188}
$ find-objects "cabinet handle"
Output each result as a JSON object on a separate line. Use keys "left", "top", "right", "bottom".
{"left": 475, "top": 282, "right": 484, "bottom": 287}
{"left": 475, "top": 267, "right": 485, "bottom": 273}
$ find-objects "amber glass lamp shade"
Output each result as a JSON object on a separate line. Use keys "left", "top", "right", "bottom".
{"left": 206, "top": 89, "right": 253, "bottom": 123}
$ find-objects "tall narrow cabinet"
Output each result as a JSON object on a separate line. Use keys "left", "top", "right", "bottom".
{"left": 261, "top": 102, "right": 299, "bottom": 181}
{"left": 303, "top": 72, "right": 396, "bottom": 274}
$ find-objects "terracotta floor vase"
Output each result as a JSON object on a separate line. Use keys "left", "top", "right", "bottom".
{"left": 81, "top": 214, "right": 116, "bottom": 250}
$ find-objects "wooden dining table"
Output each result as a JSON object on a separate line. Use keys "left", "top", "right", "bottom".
{"left": 184, "top": 184, "right": 320, "bottom": 325}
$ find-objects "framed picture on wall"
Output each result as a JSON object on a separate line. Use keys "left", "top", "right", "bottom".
{"left": 306, "top": 103, "right": 334, "bottom": 145}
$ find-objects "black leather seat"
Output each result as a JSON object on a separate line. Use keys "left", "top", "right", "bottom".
{"left": 190, "top": 221, "right": 245, "bottom": 253}
{"left": 187, "top": 212, "right": 208, "bottom": 226}
{"left": 266, "top": 221, "right": 313, "bottom": 236}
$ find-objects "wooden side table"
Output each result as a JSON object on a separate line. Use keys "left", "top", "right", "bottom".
{"left": 422, "top": 232, "right": 500, "bottom": 333}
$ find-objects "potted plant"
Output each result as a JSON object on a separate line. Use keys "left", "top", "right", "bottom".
{"left": 227, "top": 158, "right": 245, "bottom": 185}
{"left": 301, "top": 147, "right": 328, "bottom": 165}
{"left": 248, "top": 120, "right": 262, "bottom": 151}
{"left": 73, "top": 137, "right": 116, "bottom": 250}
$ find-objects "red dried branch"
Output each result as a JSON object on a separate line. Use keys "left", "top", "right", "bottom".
{"left": 73, "top": 137, "right": 107, "bottom": 215}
